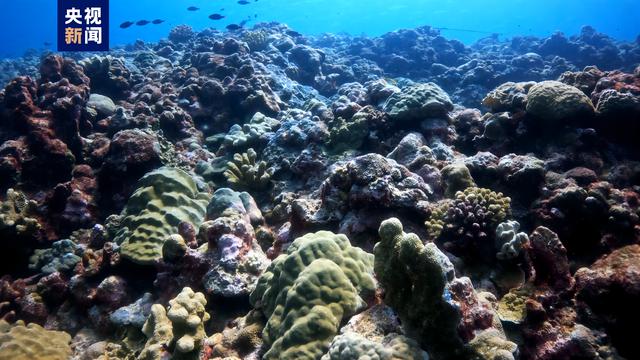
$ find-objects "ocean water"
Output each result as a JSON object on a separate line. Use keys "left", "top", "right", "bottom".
{"left": 0, "top": 0, "right": 639, "bottom": 57}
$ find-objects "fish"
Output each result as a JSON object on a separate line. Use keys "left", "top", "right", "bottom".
{"left": 238, "top": 0, "right": 250, "bottom": 4}
{"left": 152, "top": 19, "right": 165, "bottom": 24}
{"left": 136, "top": 20, "right": 150, "bottom": 26}
{"left": 209, "top": 14, "right": 225, "bottom": 20}
{"left": 43, "top": 42, "right": 52, "bottom": 47}
{"left": 226, "top": 24, "right": 242, "bottom": 31}
{"left": 187, "top": 6, "right": 200, "bottom": 11}
{"left": 119, "top": 21, "right": 134, "bottom": 29}
{"left": 286, "top": 30, "right": 302, "bottom": 37}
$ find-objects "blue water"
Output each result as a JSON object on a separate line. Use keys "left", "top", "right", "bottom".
{"left": 0, "top": 0, "right": 639, "bottom": 58}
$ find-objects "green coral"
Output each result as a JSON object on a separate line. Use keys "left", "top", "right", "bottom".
{"left": 375, "top": 217, "right": 466, "bottom": 359}
{"left": 426, "top": 187, "right": 511, "bottom": 250}
{"left": 113, "top": 167, "right": 210, "bottom": 265}
{"left": 224, "top": 148, "right": 273, "bottom": 191}
{"left": 139, "top": 287, "right": 210, "bottom": 360}
{"left": 468, "top": 329, "right": 518, "bottom": 360}
{"left": 383, "top": 82, "right": 453, "bottom": 123}
{"left": 0, "top": 188, "right": 41, "bottom": 237}
{"left": 29, "top": 239, "right": 83, "bottom": 274}
{"left": 0, "top": 320, "right": 72, "bottom": 360}
{"left": 482, "top": 81, "right": 535, "bottom": 113}
{"left": 526, "top": 80, "right": 595, "bottom": 122}
{"left": 322, "top": 332, "right": 427, "bottom": 360}
{"left": 326, "top": 112, "right": 369, "bottom": 153}
{"left": 250, "top": 231, "right": 375, "bottom": 360}
{"left": 243, "top": 30, "right": 270, "bottom": 51}
{"left": 441, "top": 163, "right": 476, "bottom": 197}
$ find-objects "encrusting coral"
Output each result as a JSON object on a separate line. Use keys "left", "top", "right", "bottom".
{"left": 249, "top": 230, "right": 375, "bottom": 360}
{"left": 0, "top": 320, "right": 72, "bottom": 360}
{"left": 112, "top": 167, "right": 210, "bottom": 265}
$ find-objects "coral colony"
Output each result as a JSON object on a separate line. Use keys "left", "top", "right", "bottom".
{"left": 0, "top": 22, "right": 639, "bottom": 360}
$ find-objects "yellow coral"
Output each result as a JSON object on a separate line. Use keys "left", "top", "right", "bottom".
{"left": 0, "top": 320, "right": 72, "bottom": 360}
{"left": 224, "top": 148, "right": 273, "bottom": 190}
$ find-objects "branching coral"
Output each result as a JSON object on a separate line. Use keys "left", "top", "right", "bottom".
{"left": 426, "top": 187, "right": 511, "bottom": 259}
{"left": 139, "top": 287, "right": 210, "bottom": 360}
{"left": 0, "top": 189, "right": 41, "bottom": 237}
{"left": 495, "top": 220, "right": 529, "bottom": 260}
{"left": 224, "top": 148, "right": 274, "bottom": 191}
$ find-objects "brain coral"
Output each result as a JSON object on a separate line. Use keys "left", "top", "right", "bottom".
{"left": 383, "top": 82, "right": 453, "bottom": 123}
{"left": 525, "top": 80, "right": 595, "bottom": 123}
{"left": 0, "top": 320, "right": 72, "bottom": 360}
{"left": 113, "top": 167, "right": 210, "bottom": 265}
{"left": 249, "top": 230, "right": 375, "bottom": 360}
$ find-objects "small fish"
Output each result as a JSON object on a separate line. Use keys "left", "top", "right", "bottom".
{"left": 120, "top": 21, "right": 134, "bottom": 28}
{"left": 152, "top": 19, "right": 165, "bottom": 24}
{"left": 136, "top": 20, "right": 150, "bottom": 26}
{"left": 238, "top": 0, "right": 250, "bottom": 4}
{"left": 220, "top": 8, "right": 225, "bottom": 11}
{"left": 286, "top": 30, "right": 302, "bottom": 37}
{"left": 187, "top": 6, "right": 200, "bottom": 11}
{"left": 209, "top": 13, "right": 225, "bottom": 20}
{"left": 43, "top": 42, "right": 52, "bottom": 47}
{"left": 226, "top": 24, "right": 242, "bottom": 31}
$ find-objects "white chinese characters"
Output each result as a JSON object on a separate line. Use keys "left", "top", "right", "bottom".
{"left": 64, "top": 7, "right": 82, "bottom": 25}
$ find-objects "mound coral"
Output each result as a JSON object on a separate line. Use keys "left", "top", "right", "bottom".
{"left": 383, "top": 82, "right": 453, "bottom": 123}
{"left": 112, "top": 167, "right": 210, "bottom": 265}
{"left": 0, "top": 320, "right": 72, "bottom": 360}
{"left": 249, "top": 230, "right": 375, "bottom": 360}
{"left": 525, "top": 80, "right": 595, "bottom": 123}
{"left": 482, "top": 81, "right": 535, "bottom": 113}
{"left": 29, "top": 239, "right": 83, "bottom": 274}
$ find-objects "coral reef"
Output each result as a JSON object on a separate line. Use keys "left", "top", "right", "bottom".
{"left": 375, "top": 218, "right": 515, "bottom": 360}
{"left": 0, "top": 20, "right": 638, "bottom": 360}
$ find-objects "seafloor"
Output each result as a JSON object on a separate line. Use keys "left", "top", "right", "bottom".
{"left": 0, "top": 23, "right": 639, "bottom": 360}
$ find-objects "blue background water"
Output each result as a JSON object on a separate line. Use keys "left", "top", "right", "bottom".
{"left": 0, "top": 0, "right": 639, "bottom": 58}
